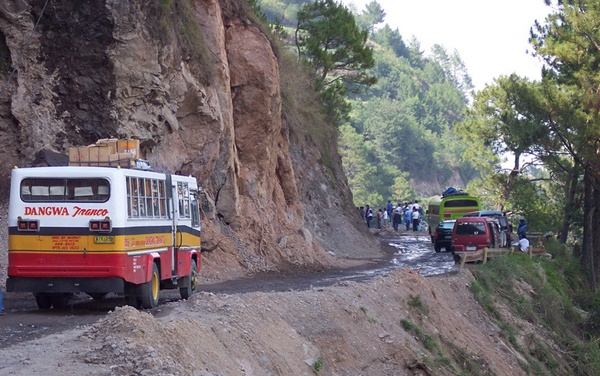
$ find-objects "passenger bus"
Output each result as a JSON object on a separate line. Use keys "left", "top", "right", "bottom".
{"left": 426, "top": 192, "right": 481, "bottom": 243}
{"left": 6, "top": 166, "right": 202, "bottom": 309}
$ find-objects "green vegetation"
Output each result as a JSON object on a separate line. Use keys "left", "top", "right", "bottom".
{"left": 256, "top": 0, "right": 479, "bottom": 208}
{"left": 296, "top": 0, "right": 376, "bottom": 124}
{"left": 454, "top": 0, "right": 600, "bottom": 288}
{"left": 402, "top": 296, "right": 490, "bottom": 374}
{"left": 470, "top": 241, "right": 600, "bottom": 374}
{"left": 339, "top": 11, "right": 477, "bottom": 207}
{"left": 359, "top": 306, "right": 377, "bottom": 323}
{"left": 407, "top": 294, "right": 429, "bottom": 317}
{"left": 440, "top": 338, "right": 494, "bottom": 376}
{"left": 312, "top": 356, "right": 324, "bottom": 374}
{"left": 341, "top": 36, "right": 475, "bottom": 207}
{"left": 249, "top": 0, "right": 600, "bottom": 372}
{"left": 400, "top": 319, "right": 440, "bottom": 353}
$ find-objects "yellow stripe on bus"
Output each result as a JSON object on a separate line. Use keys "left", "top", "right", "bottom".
{"left": 8, "top": 232, "right": 199, "bottom": 252}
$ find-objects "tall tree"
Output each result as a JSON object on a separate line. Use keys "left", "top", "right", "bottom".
{"left": 295, "top": 0, "right": 376, "bottom": 117}
{"left": 530, "top": 0, "right": 600, "bottom": 288}
{"left": 456, "top": 75, "right": 551, "bottom": 209}
{"left": 430, "top": 45, "right": 474, "bottom": 98}
{"left": 356, "top": 0, "right": 386, "bottom": 35}
{"left": 372, "top": 24, "right": 409, "bottom": 59}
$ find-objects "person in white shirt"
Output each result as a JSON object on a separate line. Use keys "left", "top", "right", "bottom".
{"left": 519, "top": 235, "right": 530, "bottom": 252}
{"left": 382, "top": 209, "right": 389, "bottom": 228}
{"left": 411, "top": 207, "right": 421, "bottom": 231}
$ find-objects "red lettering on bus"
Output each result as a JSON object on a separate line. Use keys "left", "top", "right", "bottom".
{"left": 24, "top": 206, "right": 70, "bottom": 216}
{"left": 23, "top": 206, "right": 108, "bottom": 217}
{"left": 72, "top": 206, "right": 108, "bottom": 217}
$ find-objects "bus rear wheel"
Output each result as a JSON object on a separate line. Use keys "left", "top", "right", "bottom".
{"left": 51, "top": 293, "right": 72, "bottom": 309}
{"left": 140, "top": 263, "right": 160, "bottom": 309}
{"left": 180, "top": 259, "right": 198, "bottom": 300}
{"left": 35, "top": 293, "right": 72, "bottom": 309}
{"left": 87, "top": 292, "right": 108, "bottom": 300}
{"left": 34, "top": 293, "right": 52, "bottom": 309}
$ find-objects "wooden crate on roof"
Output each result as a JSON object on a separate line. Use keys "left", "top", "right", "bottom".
{"left": 68, "top": 138, "right": 140, "bottom": 167}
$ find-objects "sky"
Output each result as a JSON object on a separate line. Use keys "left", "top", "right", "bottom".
{"left": 340, "top": 0, "right": 555, "bottom": 92}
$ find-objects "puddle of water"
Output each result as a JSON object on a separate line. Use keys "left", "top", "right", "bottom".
{"left": 384, "top": 235, "right": 458, "bottom": 276}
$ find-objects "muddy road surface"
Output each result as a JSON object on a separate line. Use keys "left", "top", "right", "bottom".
{"left": 0, "top": 233, "right": 456, "bottom": 349}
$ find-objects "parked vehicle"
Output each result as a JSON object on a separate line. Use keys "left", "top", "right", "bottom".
{"left": 451, "top": 217, "right": 502, "bottom": 260}
{"left": 7, "top": 165, "right": 202, "bottom": 309}
{"left": 426, "top": 190, "right": 481, "bottom": 243}
{"left": 463, "top": 210, "right": 512, "bottom": 247}
{"left": 433, "top": 219, "right": 456, "bottom": 253}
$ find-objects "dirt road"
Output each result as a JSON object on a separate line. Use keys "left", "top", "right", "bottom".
{"left": 0, "top": 233, "right": 450, "bottom": 350}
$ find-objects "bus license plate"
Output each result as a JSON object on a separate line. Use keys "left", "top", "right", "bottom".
{"left": 94, "top": 236, "right": 115, "bottom": 244}
{"left": 466, "top": 246, "right": 476, "bottom": 251}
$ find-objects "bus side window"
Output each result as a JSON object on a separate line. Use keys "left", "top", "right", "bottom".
{"left": 31, "top": 186, "right": 49, "bottom": 200}
{"left": 21, "top": 185, "right": 31, "bottom": 201}
{"left": 74, "top": 186, "right": 93, "bottom": 200}
{"left": 158, "top": 180, "right": 167, "bottom": 218}
{"left": 49, "top": 186, "right": 65, "bottom": 200}
{"left": 97, "top": 185, "right": 109, "bottom": 201}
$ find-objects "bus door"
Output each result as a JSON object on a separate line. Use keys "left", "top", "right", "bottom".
{"left": 166, "top": 173, "right": 178, "bottom": 278}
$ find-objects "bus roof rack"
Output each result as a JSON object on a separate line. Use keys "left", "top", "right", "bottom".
{"left": 441, "top": 187, "right": 469, "bottom": 198}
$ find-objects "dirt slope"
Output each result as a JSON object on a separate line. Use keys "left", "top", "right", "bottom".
{"left": 0, "top": 268, "right": 528, "bottom": 375}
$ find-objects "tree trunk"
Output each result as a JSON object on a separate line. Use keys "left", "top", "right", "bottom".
{"left": 499, "top": 151, "right": 522, "bottom": 211}
{"left": 559, "top": 165, "right": 579, "bottom": 244}
{"left": 583, "top": 168, "right": 597, "bottom": 291}
{"left": 593, "top": 179, "right": 600, "bottom": 290}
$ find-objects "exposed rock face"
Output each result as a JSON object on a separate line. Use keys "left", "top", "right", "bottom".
{"left": 0, "top": 0, "right": 377, "bottom": 278}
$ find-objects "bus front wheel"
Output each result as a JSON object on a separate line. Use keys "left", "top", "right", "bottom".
{"left": 140, "top": 263, "right": 160, "bottom": 309}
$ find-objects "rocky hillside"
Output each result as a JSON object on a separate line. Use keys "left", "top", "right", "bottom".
{"left": 0, "top": 0, "right": 379, "bottom": 279}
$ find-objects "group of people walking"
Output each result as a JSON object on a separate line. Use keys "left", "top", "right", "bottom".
{"left": 359, "top": 200, "right": 424, "bottom": 231}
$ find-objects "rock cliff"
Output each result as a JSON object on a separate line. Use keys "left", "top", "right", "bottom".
{"left": 0, "top": 0, "right": 378, "bottom": 279}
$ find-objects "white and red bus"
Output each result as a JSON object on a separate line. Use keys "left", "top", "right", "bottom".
{"left": 6, "top": 166, "right": 202, "bottom": 309}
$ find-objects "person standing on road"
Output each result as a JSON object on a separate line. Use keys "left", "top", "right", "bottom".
{"left": 382, "top": 209, "right": 389, "bottom": 228}
{"left": 413, "top": 200, "right": 421, "bottom": 214}
{"left": 517, "top": 218, "right": 528, "bottom": 239}
{"left": 393, "top": 204, "right": 402, "bottom": 231}
{"left": 386, "top": 201, "right": 393, "bottom": 219}
{"left": 376, "top": 209, "right": 383, "bottom": 229}
{"left": 404, "top": 204, "right": 411, "bottom": 231}
{"left": 365, "top": 205, "right": 373, "bottom": 228}
{"left": 412, "top": 207, "right": 421, "bottom": 231}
